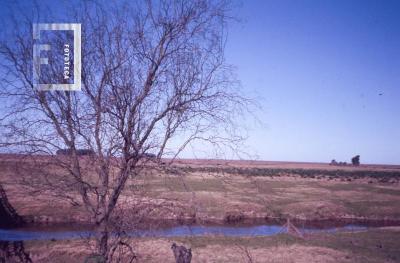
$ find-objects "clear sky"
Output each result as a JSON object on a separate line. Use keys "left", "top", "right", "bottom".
{"left": 0, "top": 0, "right": 399, "bottom": 164}
{"left": 225, "top": 0, "right": 400, "bottom": 164}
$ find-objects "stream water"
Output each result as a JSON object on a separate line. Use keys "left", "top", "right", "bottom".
{"left": 0, "top": 222, "right": 377, "bottom": 241}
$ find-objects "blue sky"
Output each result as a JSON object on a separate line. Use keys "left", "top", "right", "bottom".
{"left": 225, "top": 0, "right": 400, "bottom": 164}
{"left": 0, "top": 0, "right": 399, "bottom": 164}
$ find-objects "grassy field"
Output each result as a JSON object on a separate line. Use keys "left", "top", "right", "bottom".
{"left": 136, "top": 169, "right": 400, "bottom": 221}
{"left": 1, "top": 156, "right": 400, "bottom": 262}
{"left": 1, "top": 155, "right": 400, "bottom": 223}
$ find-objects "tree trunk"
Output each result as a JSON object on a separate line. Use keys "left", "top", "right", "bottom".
{"left": 97, "top": 220, "right": 109, "bottom": 261}
{"left": 0, "top": 184, "right": 24, "bottom": 228}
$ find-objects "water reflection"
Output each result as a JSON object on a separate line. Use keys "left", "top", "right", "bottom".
{"left": 0, "top": 223, "right": 369, "bottom": 241}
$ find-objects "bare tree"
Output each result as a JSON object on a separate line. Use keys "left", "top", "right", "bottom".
{"left": 0, "top": 0, "right": 251, "bottom": 260}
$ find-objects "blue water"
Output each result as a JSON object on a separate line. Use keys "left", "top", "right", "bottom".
{"left": 0, "top": 224, "right": 368, "bottom": 241}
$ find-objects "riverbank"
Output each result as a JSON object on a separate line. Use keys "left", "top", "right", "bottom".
{"left": 3, "top": 226, "right": 398, "bottom": 263}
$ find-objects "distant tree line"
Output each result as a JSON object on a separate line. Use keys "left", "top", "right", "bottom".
{"left": 56, "top": 149, "right": 157, "bottom": 159}
{"left": 56, "top": 149, "right": 95, "bottom": 156}
{"left": 330, "top": 155, "right": 360, "bottom": 166}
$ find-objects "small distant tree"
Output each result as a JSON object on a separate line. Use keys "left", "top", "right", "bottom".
{"left": 351, "top": 155, "right": 360, "bottom": 166}
{"left": 330, "top": 159, "right": 337, "bottom": 165}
